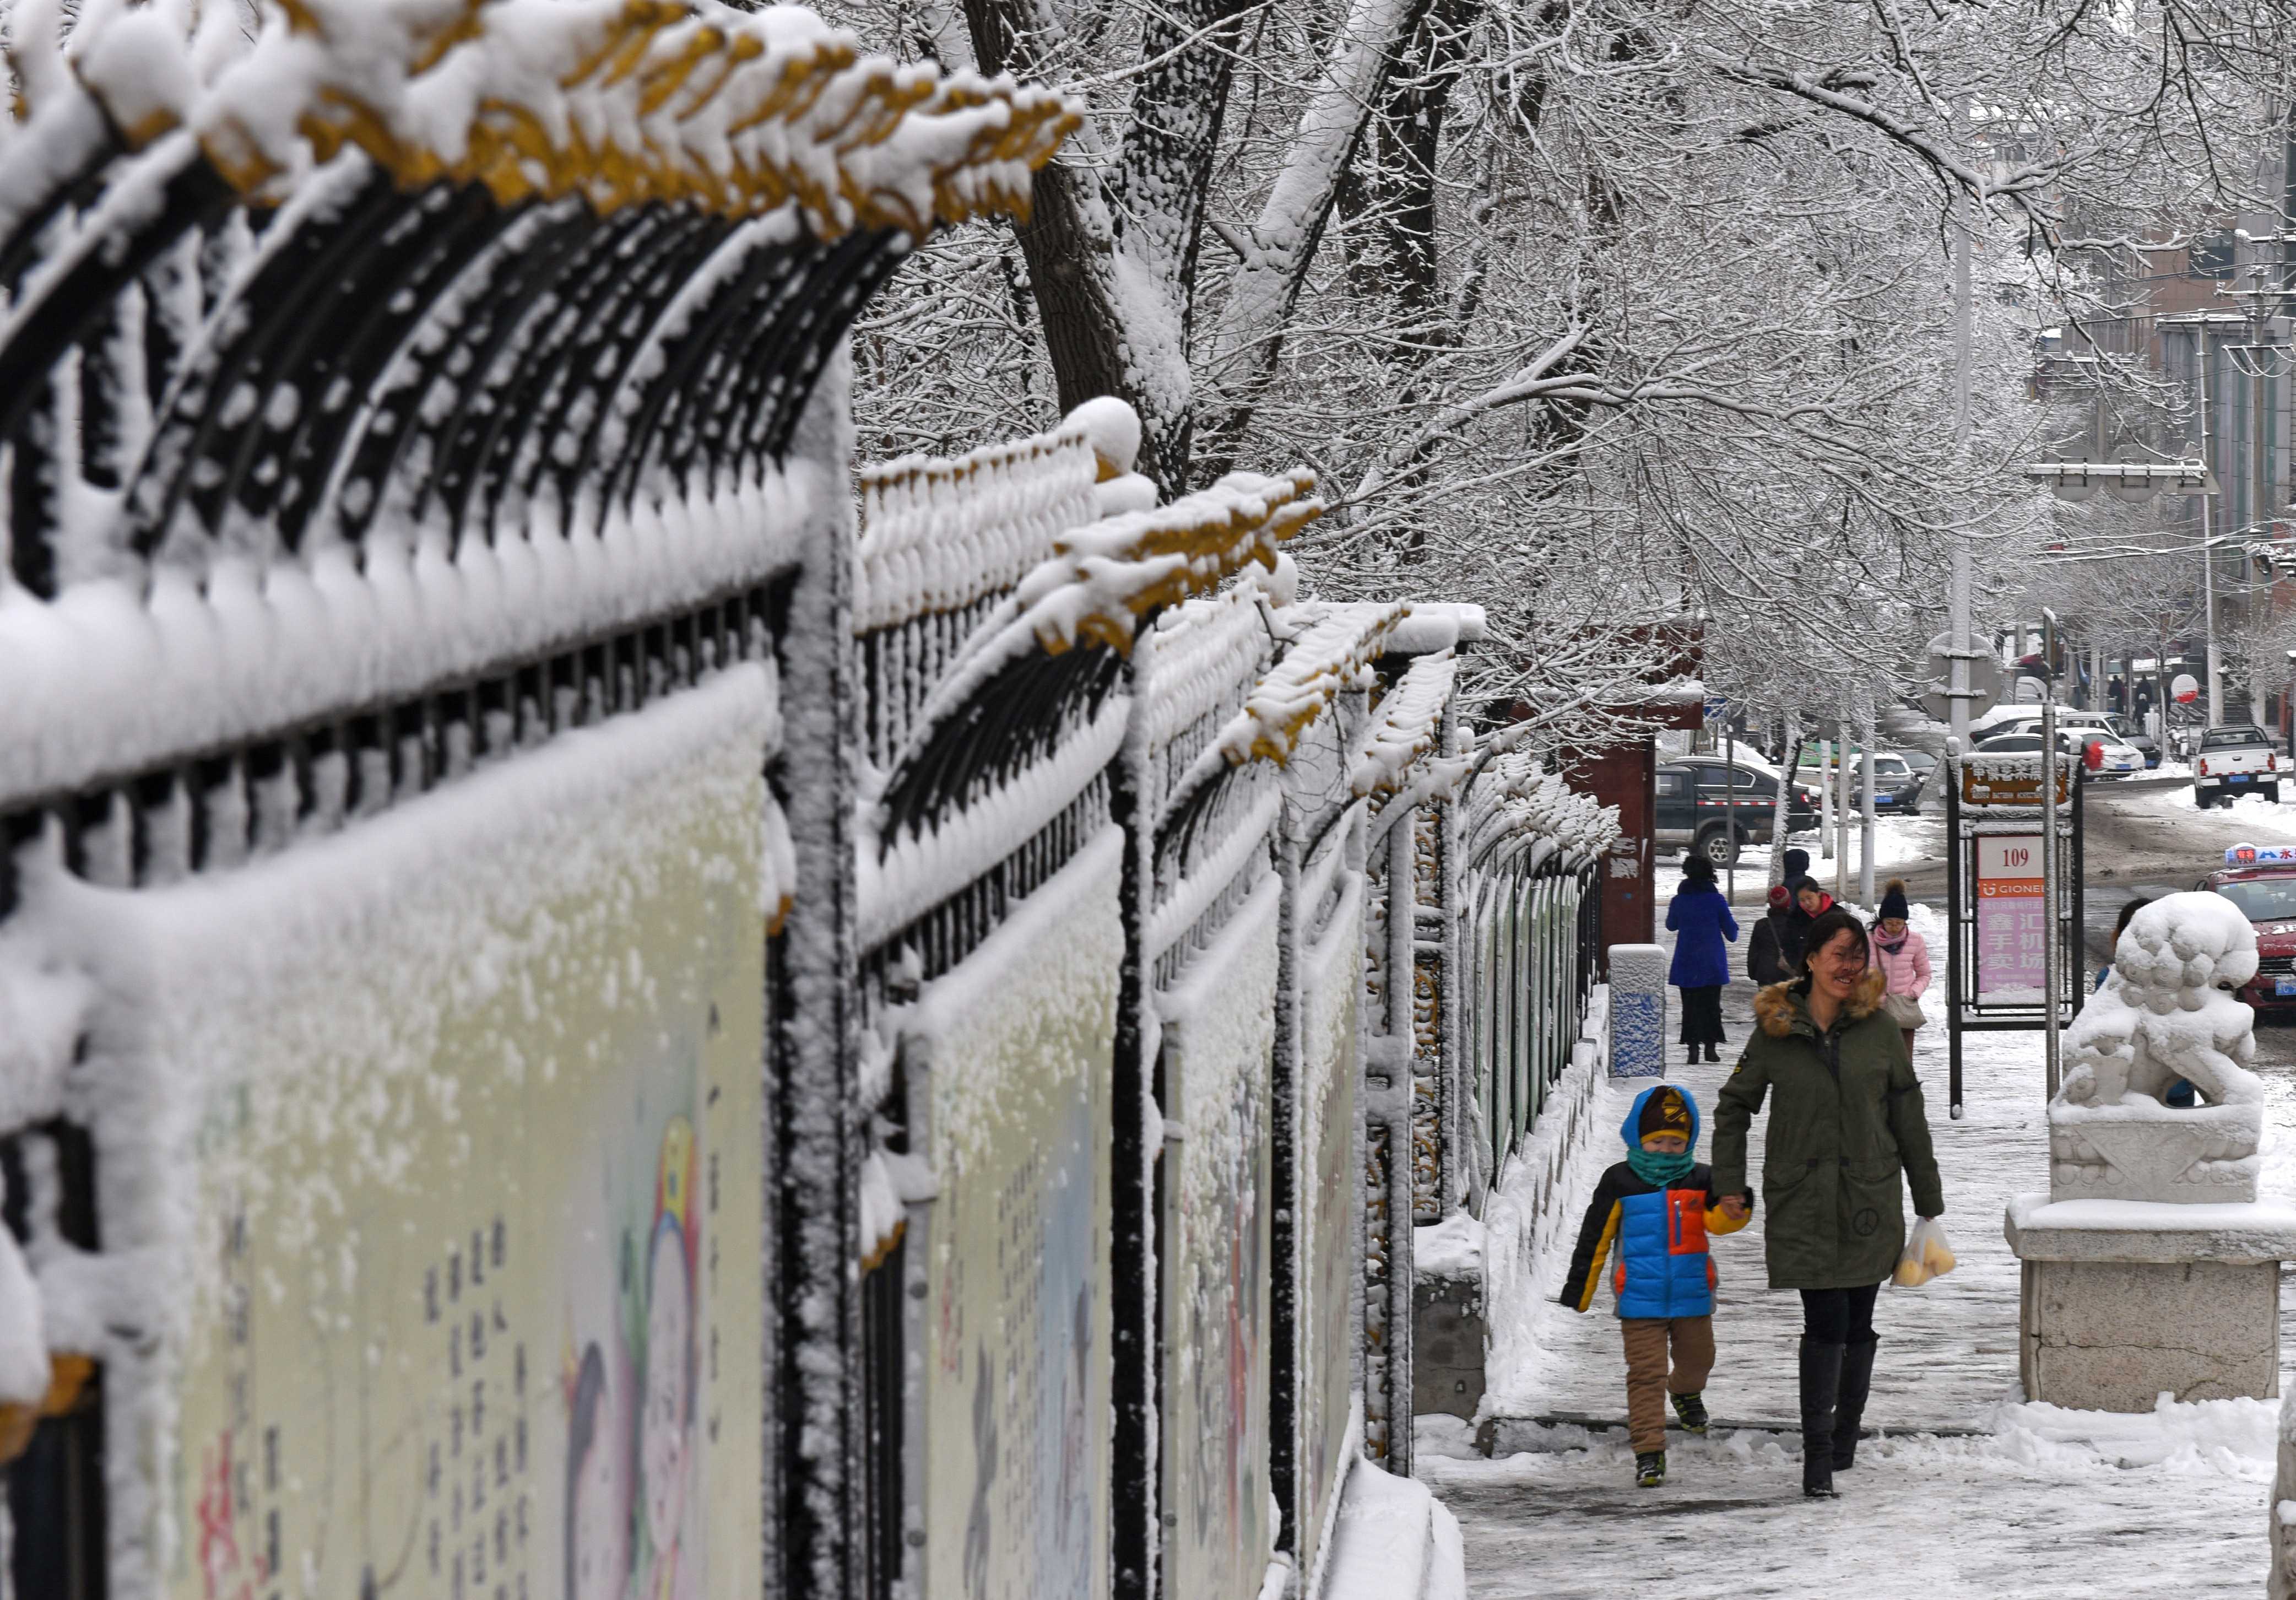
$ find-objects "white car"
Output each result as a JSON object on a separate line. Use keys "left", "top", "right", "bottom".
{"left": 1972, "top": 727, "right": 2144, "bottom": 776}
{"left": 1969, "top": 708, "right": 2145, "bottom": 773}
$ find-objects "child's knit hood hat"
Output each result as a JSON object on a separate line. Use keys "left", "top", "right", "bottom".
{"left": 1622, "top": 1083, "right": 1698, "bottom": 1150}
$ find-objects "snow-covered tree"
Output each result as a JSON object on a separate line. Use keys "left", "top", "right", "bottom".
{"left": 831, "top": 0, "right": 2296, "bottom": 752}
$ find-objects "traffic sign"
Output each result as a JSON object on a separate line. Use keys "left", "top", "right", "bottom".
{"left": 1919, "top": 632, "right": 2001, "bottom": 725}
{"left": 2172, "top": 673, "right": 2200, "bottom": 705}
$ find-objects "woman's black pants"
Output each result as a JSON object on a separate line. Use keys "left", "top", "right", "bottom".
{"left": 1799, "top": 1284, "right": 1881, "bottom": 1344}
{"left": 1677, "top": 985, "right": 1724, "bottom": 1045}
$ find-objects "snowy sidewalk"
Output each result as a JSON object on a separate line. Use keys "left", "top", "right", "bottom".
{"left": 1423, "top": 907, "right": 2290, "bottom": 1598}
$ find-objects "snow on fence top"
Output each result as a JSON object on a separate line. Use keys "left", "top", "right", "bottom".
{"left": 1141, "top": 573, "right": 1285, "bottom": 760}
{"left": 0, "top": 0, "right": 1086, "bottom": 809}
{"left": 1462, "top": 750, "right": 1620, "bottom": 869}
{"left": 1210, "top": 600, "right": 1406, "bottom": 767}
{"left": 854, "top": 397, "right": 1146, "bottom": 632}
{"left": 11, "top": 0, "right": 1080, "bottom": 242}
{"left": 1350, "top": 647, "right": 1456, "bottom": 800}
{"left": 1012, "top": 467, "right": 1321, "bottom": 656}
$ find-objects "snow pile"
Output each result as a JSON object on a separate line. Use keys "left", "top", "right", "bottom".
{"left": 1412, "top": 1209, "right": 1485, "bottom": 1282}
{"left": 1479, "top": 990, "right": 1611, "bottom": 1399}
{"left": 1317, "top": 1450, "right": 1466, "bottom": 1600}
{"left": 42, "top": 0, "right": 1081, "bottom": 241}
{"left": 2055, "top": 890, "right": 2263, "bottom": 1201}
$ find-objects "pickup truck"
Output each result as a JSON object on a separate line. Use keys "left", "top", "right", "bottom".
{"left": 1655, "top": 760, "right": 1818, "bottom": 868}
{"left": 2194, "top": 725, "right": 2286, "bottom": 807}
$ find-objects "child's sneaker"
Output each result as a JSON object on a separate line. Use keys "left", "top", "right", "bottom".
{"left": 1670, "top": 1392, "right": 1709, "bottom": 1434}
{"left": 1634, "top": 1450, "right": 1666, "bottom": 1488}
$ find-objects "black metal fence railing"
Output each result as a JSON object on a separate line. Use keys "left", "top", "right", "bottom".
{"left": 0, "top": 10, "right": 1620, "bottom": 1600}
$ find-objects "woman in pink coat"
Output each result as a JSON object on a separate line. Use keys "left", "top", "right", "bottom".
{"left": 1869, "top": 878, "right": 1931, "bottom": 1059}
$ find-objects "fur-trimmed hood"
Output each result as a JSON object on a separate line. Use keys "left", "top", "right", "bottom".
{"left": 1752, "top": 969, "right": 1889, "bottom": 1037}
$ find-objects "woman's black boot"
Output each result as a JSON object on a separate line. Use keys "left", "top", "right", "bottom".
{"left": 1799, "top": 1338, "right": 1843, "bottom": 1498}
{"left": 1832, "top": 1338, "right": 1878, "bottom": 1470}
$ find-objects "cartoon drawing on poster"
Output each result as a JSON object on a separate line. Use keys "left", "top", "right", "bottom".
{"left": 142, "top": 687, "right": 770, "bottom": 1600}
{"left": 563, "top": 1098, "right": 706, "bottom": 1600}
{"left": 917, "top": 831, "right": 1120, "bottom": 1600}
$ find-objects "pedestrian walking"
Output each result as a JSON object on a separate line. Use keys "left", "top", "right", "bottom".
{"left": 1792, "top": 876, "right": 1834, "bottom": 923}
{"left": 1557, "top": 1084, "right": 1749, "bottom": 1488}
{"left": 2097, "top": 897, "right": 2195, "bottom": 1105}
{"left": 1710, "top": 908, "right": 1944, "bottom": 1500}
{"left": 1666, "top": 855, "right": 1737, "bottom": 1065}
{"left": 1748, "top": 885, "right": 1799, "bottom": 985}
{"left": 2097, "top": 896, "right": 2149, "bottom": 992}
{"left": 1868, "top": 879, "right": 1931, "bottom": 1059}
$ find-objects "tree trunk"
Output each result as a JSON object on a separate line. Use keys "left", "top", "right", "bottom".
{"left": 960, "top": 0, "right": 1193, "bottom": 491}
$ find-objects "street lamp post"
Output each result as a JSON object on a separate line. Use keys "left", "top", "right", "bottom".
{"left": 2023, "top": 451, "right": 2223, "bottom": 725}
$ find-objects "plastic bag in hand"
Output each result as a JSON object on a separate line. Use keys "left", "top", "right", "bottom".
{"left": 1891, "top": 1217, "right": 1956, "bottom": 1288}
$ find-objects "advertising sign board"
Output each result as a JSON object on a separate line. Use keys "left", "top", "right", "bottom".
{"left": 1976, "top": 834, "right": 2048, "bottom": 1000}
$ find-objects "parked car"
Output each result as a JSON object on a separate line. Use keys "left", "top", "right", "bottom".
{"left": 1845, "top": 752, "right": 1925, "bottom": 814}
{"left": 1972, "top": 707, "right": 2148, "bottom": 772}
{"left": 2100, "top": 713, "right": 2160, "bottom": 768}
{"left": 2198, "top": 845, "right": 2296, "bottom": 1012}
{"left": 2193, "top": 724, "right": 2286, "bottom": 807}
{"left": 1654, "top": 760, "right": 1818, "bottom": 868}
{"left": 1971, "top": 727, "right": 2142, "bottom": 777}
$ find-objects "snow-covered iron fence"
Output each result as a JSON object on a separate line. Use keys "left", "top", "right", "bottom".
{"left": 0, "top": 4, "right": 1073, "bottom": 1599}
{"left": 0, "top": 6, "right": 1620, "bottom": 1598}
{"left": 1401, "top": 754, "right": 1615, "bottom": 1428}
{"left": 1459, "top": 755, "right": 1614, "bottom": 1202}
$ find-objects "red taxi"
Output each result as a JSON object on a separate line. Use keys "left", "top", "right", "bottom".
{"left": 2199, "top": 843, "right": 2296, "bottom": 1011}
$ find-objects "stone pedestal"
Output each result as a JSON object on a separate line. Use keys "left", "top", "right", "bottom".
{"left": 2005, "top": 1193, "right": 2296, "bottom": 1411}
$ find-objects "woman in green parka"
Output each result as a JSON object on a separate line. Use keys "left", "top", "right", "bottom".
{"left": 1711, "top": 906, "right": 1944, "bottom": 1501}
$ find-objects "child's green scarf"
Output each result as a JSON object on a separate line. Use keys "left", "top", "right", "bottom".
{"left": 1627, "top": 1147, "right": 1696, "bottom": 1186}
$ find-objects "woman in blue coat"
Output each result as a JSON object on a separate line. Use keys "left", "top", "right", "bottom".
{"left": 1666, "top": 853, "right": 1739, "bottom": 1064}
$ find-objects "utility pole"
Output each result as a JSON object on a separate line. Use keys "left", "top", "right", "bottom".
{"left": 1834, "top": 723, "right": 1853, "bottom": 900}
{"left": 1818, "top": 736, "right": 1834, "bottom": 861}
{"left": 2198, "top": 323, "right": 2224, "bottom": 725}
{"left": 1858, "top": 689, "right": 1877, "bottom": 907}
{"left": 1948, "top": 167, "right": 1977, "bottom": 748}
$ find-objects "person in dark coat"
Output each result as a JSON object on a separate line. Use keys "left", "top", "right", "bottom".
{"left": 1712, "top": 907, "right": 1945, "bottom": 1500}
{"left": 1747, "top": 884, "right": 1799, "bottom": 984}
{"left": 1665, "top": 855, "right": 1738, "bottom": 1064}
{"left": 1779, "top": 848, "right": 1817, "bottom": 963}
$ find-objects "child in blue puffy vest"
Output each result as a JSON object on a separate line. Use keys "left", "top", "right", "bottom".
{"left": 1558, "top": 1083, "right": 1748, "bottom": 1488}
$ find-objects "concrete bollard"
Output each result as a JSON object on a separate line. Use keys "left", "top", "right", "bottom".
{"left": 1607, "top": 943, "right": 1667, "bottom": 1079}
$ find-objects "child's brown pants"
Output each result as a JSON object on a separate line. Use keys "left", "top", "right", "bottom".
{"left": 1620, "top": 1315, "right": 1714, "bottom": 1452}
